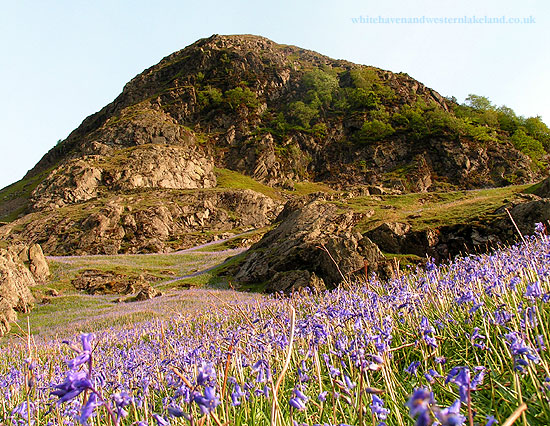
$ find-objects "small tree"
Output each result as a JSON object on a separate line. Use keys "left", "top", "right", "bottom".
{"left": 464, "top": 94, "right": 494, "bottom": 111}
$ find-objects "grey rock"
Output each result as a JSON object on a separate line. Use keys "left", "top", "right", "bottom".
{"left": 0, "top": 246, "right": 37, "bottom": 337}
{"left": 235, "top": 199, "right": 385, "bottom": 291}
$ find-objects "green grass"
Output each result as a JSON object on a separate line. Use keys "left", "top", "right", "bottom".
{"left": 214, "top": 168, "right": 283, "bottom": 200}
{"left": 336, "top": 184, "right": 530, "bottom": 232}
{"left": 0, "top": 167, "right": 56, "bottom": 222}
{"left": 292, "top": 181, "right": 336, "bottom": 195}
{"left": 47, "top": 250, "right": 239, "bottom": 293}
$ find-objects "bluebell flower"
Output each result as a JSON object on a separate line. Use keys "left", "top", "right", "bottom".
{"left": 79, "top": 393, "right": 101, "bottom": 425}
{"left": 289, "top": 387, "right": 308, "bottom": 410}
{"left": 51, "top": 370, "right": 92, "bottom": 404}
{"left": 193, "top": 386, "right": 220, "bottom": 415}
{"left": 406, "top": 388, "right": 434, "bottom": 418}
{"left": 485, "top": 415, "right": 498, "bottom": 426}
{"left": 435, "top": 399, "right": 465, "bottom": 426}
{"left": 230, "top": 383, "right": 246, "bottom": 406}
{"left": 196, "top": 362, "right": 216, "bottom": 386}
{"left": 445, "top": 367, "right": 471, "bottom": 402}
{"left": 152, "top": 414, "right": 169, "bottom": 426}
{"left": 405, "top": 361, "right": 421, "bottom": 376}
{"left": 371, "top": 395, "right": 390, "bottom": 421}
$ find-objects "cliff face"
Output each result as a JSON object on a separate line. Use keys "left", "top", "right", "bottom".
{"left": 0, "top": 34, "right": 545, "bottom": 258}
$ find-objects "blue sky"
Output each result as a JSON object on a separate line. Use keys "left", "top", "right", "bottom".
{"left": 1, "top": 0, "right": 549, "bottom": 189}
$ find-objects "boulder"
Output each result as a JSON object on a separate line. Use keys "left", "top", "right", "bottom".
{"left": 366, "top": 222, "right": 439, "bottom": 258}
{"left": 0, "top": 246, "right": 37, "bottom": 337}
{"left": 132, "top": 286, "right": 162, "bottom": 301}
{"left": 235, "top": 198, "right": 386, "bottom": 291}
{"left": 72, "top": 270, "right": 158, "bottom": 296}
{"left": 506, "top": 199, "right": 550, "bottom": 236}
{"left": 28, "top": 244, "right": 50, "bottom": 282}
{"left": 533, "top": 177, "right": 550, "bottom": 198}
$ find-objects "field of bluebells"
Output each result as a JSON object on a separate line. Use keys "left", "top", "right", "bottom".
{"left": 2, "top": 226, "right": 550, "bottom": 426}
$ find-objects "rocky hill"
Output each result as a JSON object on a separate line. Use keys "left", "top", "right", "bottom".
{"left": 0, "top": 34, "right": 549, "bottom": 290}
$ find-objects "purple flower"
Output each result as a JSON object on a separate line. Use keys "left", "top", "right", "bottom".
{"left": 424, "top": 369, "right": 441, "bottom": 384}
{"left": 11, "top": 401, "right": 35, "bottom": 424}
{"left": 67, "top": 334, "right": 94, "bottom": 370}
{"left": 168, "top": 405, "right": 189, "bottom": 419}
{"left": 371, "top": 395, "right": 390, "bottom": 421}
{"left": 113, "top": 391, "right": 132, "bottom": 420}
{"left": 485, "top": 415, "right": 498, "bottom": 426}
{"left": 525, "top": 281, "right": 543, "bottom": 299}
{"left": 405, "top": 361, "right": 421, "bottom": 376}
{"left": 344, "top": 375, "right": 356, "bottom": 390}
{"left": 420, "top": 317, "right": 438, "bottom": 348}
{"left": 51, "top": 370, "right": 92, "bottom": 404}
{"left": 406, "top": 388, "right": 434, "bottom": 418}
{"left": 79, "top": 392, "right": 101, "bottom": 425}
{"left": 471, "top": 367, "right": 486, "bottom": 389}
{"left": 230, "top": 383, "right": 246, "bottom": 406}
{"left": 445, "top": 367, "right": 471, "bottom": 402}
{"left": 505, "top": 332, "right": 541, "bottom": 371}
{"left": 289, "top": 387, "right": 308, "bottom": 410}
{"left": 196, "top": 362, "right": 216, "bottom": 386}
{"left": 152, "top": 414, "right": 169, "bottom": 426}
{"left": 193, "top": 386, "right": 220, "bottom": 415}
{"left": 435, "top": 399, "right": 465, "bottom": 426}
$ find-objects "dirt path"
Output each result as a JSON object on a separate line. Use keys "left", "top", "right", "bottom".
{"left": 46, "top": 230, "right": 256, "bottom": 262}
{"left": 163, "top": 247, "right": 247, "bottom": 284}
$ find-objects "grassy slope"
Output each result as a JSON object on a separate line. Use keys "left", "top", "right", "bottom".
{"left": 14, "top": 243, "right": 250, "bottom": 338}
{"left": 336, "top": 184, "right": 531, "bottom": 233}
{"left": 0, "top": 167, "right": 55, "bottom": 222}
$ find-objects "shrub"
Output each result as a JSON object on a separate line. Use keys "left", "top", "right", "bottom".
{"left": 511, "top": 128, "right": 546, "bottom": 163}
{"left": 197, "top": 86, "right": 223, "bottom": 109}
{"left": 302, "top": 69, "right": 339, "bottom": 108}
{"left": 224, "top": 87, "right": 259, "bottom": 110}
{"left": 357, "top": 119, "right": 395, "bottom": 143}
{"left": 287, "top": 101, "right": 318, "bottom": 128}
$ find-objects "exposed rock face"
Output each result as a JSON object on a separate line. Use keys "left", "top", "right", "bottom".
{"left": 20, "top": 244, "right": 50, "bottom": 282}
{"left": 0, "top": 245, "right": 43, "bottom": 337}
{"left": 31, "top": 144, "right": 216, "bottom": 210}
{"left": 7, "top": 189, "right": 281, "bottom": 255}
{"left": 72, "top": 270, "right": 160, "bottom": 297}
{"left": 366, "top": 222, "right": 439, "bottom": 258}
{"left": 235, "top": 198, "right": 386, "bottom": 291}
{"left": 533, "top": 177, "right": 550, "bottom": 198}
{"left": 31, "top": 160, "right": 103, "bottom": 209}
{"left": 505, "top": 199, "right": 550, "bottom": 236}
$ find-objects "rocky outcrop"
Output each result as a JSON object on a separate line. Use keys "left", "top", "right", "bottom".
{"left": 235, "top": 198, "right": 386, "bottom": 291}
{"left": 0, "top": 244, "right": 46, "bottom": 337}
{"left": 502, "top": 198, "right": 550, "bottom": 236}
{"left": 31, "top": 144, "right": 216, "bottom": 210}
{"left": 72, "top": 270, "right": 161, "bottom": 298}
{"left": 533, "top": 177, "right": 550, "bottom": 198}
{"left": 31, "top": 160, "right": 103, "bottom": 209}
{"left": 6, "top": 189, "right": 281, "bottom": 255}
{"left": 17, "top": 243, "right": 50, "bottom": 282}
{"left": 366, "top": 222, "right": 439, "bottom": 258}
